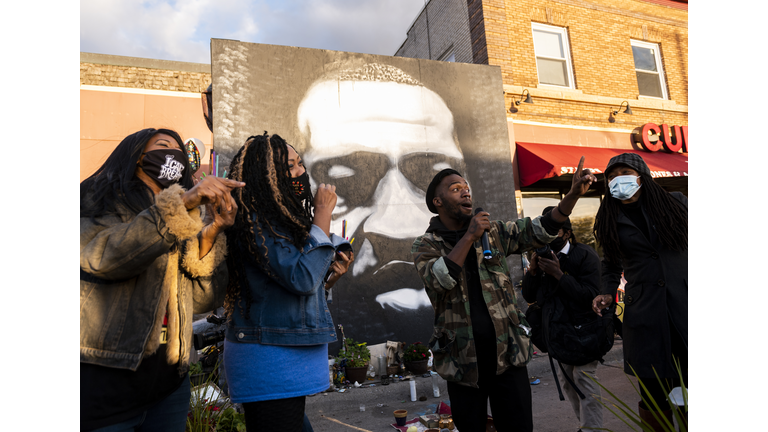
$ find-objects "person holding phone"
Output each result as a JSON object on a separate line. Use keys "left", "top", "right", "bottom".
{"left": 222, "top": 133, "right": 350, "bottom": 432}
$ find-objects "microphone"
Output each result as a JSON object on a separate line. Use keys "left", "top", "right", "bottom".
{"left": 474, "top": 207, "right": 493, "bottom": 260}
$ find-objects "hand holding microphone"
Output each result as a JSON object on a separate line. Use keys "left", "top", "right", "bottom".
{"left": 473, "top": 208, "right": 493, "bottom": 260}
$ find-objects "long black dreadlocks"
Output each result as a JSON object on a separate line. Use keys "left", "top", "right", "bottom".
{"left": 593, "top": 173, "right": 687, "bottom": 263}
{"left": 224, "top": 133, "right": 314, "bottom": 319}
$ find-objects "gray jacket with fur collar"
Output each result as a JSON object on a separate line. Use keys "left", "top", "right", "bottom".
{"left": 80, "top": 184, "right": 228, "bottom": 374}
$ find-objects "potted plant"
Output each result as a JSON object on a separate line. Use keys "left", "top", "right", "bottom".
{"left": 336, "top": 337, "right": 370, "bottom": 384}
{"left": 404, "top": 342, "right": 430, "bottom": 375}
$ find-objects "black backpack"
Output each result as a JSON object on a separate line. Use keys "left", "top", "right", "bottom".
{"left": 526, "top": 277, "right": 615, "bottom": 401}
{"left": 527, "top": 287, "right": 614, "bottom": 364}
{"left": 543, "top": 295, "right": 615, "bottom": 367}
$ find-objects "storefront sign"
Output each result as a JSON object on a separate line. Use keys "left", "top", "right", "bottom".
{"left": 633, "top": 123, "right": 688, "bottom": 153}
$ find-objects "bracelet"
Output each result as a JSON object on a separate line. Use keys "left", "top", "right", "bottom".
{"left": 556, "top": 203, "right": 571, "bottom": 217}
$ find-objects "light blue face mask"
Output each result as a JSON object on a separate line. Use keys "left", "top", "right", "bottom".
{"left": 608, "top": 175, "right": 641, "bottom": 200}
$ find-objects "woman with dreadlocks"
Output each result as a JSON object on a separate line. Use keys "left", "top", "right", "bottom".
{"left": 590, "top": 153, "right": 687, "bottom": 431}
{"left": 80, "top": 128, "right": 244, "bottom": 431}
{"left": 221, "top": 133, "right": 350, "bottom": 432}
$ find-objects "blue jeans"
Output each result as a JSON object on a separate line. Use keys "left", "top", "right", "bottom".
{"left": 302, "top": 413, "right": 314, "bottom": 432}
{"left": 87, "top": 378, "right": 190, "bottom": 432}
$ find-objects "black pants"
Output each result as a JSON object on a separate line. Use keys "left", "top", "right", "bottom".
{"left": 446, "top": 339, "right": 533, "bottom": 432}
{"left": 639, "top": 320, "right": 688, "bottom": 412}
{"left": 243, "top": 396, "right": 306, "bottom": 432}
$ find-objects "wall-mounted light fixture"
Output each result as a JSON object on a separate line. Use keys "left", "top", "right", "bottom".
{"left": 509, "top": 89, "right": 534, "bottom": 113}
{"left": 609, "top": 101, "right": 633, "bottom": 123}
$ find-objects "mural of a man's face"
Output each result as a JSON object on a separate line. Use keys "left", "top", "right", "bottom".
{"left": 298, "top": 68, "right": 465, "bottom": 316}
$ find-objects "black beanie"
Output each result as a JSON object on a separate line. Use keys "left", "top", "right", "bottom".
{"left": 604, "top": 153, "right": 651, "bottom": 185}
{"left": 542, "top": 206, "right": 571, "bottom": 231}
{"left": 426, "top": 168, "right": 462, "bottom": 213}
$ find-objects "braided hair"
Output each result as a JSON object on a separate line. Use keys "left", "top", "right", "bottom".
{"left": 224, "top": 133, "right": 314, "bottom": 319}
{"left": 593, "top": 173, "right": 687, "bottom": 263}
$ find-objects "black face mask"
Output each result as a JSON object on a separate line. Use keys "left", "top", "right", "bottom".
{"left": 140, "top": 149, "right": 186, "bottom": 188}
{"left": 549, "top": 235, "right": 567, "bottom": 252}
{"left": 292, "top": 171, "right": 312, "bottom": 202}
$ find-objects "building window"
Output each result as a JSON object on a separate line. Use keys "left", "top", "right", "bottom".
{"left": 438, "top": 48, "right": 455, "bottom": 62}
{"left": 631, "top": 40, "right": 667, "bottom": 99}
{"left": 531, "top": 23, "right": 575, "bottom": 88}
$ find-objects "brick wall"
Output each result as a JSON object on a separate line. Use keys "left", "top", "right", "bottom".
{"left": 491, "top": 0, "right": 687, "bottom": 128}
{"left": 395, "top": 0, "right": 474, "bottom": 64}
{"left": 395, "top": 0, "right": 688, "bottom": 131}
{"left": 80, "top": 53, "right": 211, "bottom": 93}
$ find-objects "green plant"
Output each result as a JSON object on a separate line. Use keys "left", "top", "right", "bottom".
{"left": 587, "top": 358, "right": 687, "bottom": 432}
{"left": 336, "top": 337, "right": 370, "bottom": 368}
{"left": 187, "top": 358, "right": 235, "bottom": 432}
{"left": 403, "top": 342, "right": 430, "bottom": 362}
{"left": 215, "top": 407, "right": 246, "bottom": 432}
{"left": 189, "top": 361, "right": 204, "bottom": 376}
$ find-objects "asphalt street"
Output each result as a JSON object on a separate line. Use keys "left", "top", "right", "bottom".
{"left": 304, "top": 340, "right": 652, "bottom": 432}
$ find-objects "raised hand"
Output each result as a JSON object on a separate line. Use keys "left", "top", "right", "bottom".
{"left": 528, "top": 252, "right": 539, "bottom": 275}
{"left": 312, "top": 183, "right": 337, "bottom": 237}
{"left": 537, "top": 251, "right": 563, "bottom": 280}
{"left": 182, "top": 176, "right": 245, "bottom": 211}
{"left": 198, "top": 193, "right": 239, "bottom": 258}
{"left": 204, "top": 194, "right": 238, "bottom": 232}
{"left": 313, "top": 183, "right": 338, "bottom": 213}
{"left": 569, "top": 156, "right": 596, "bottom": 197}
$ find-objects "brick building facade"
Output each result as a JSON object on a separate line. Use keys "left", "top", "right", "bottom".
{"left": 394, "top": 0, "right": 688, "bottom": 242}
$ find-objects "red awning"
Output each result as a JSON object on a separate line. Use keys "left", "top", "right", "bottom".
{"left": 515, "top": 142, "right": 688, "bottom": 187}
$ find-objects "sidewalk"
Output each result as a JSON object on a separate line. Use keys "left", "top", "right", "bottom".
{"left": 305, "top": 339, "right": 635, "bottom": 431}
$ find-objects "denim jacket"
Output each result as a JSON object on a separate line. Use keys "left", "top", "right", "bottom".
{"left": 226, "top": 224, "right": 347, "bottom": 346}
{"left": 80, "top": 184, "right": 228, "bottom": 373}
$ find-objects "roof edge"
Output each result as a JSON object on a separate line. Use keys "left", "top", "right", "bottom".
{"left": 80, "top": 52, "right": 210, "bottom": 74}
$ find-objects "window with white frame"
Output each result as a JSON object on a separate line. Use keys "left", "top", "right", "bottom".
{"left": 531, "top": 23, "right": 575, "bottom": 88}
{"left": 631, "top": 40, "right": 667, "bottom": 99}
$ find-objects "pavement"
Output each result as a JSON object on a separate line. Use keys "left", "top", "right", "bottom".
{"left": 304, "top": 339, "right": 648, "bottom": 432}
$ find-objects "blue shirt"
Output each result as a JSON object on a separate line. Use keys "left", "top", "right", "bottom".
{"left": 223, "top": 340, "right": 329, "bottom": 403}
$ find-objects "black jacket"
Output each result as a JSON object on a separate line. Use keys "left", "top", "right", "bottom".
{"left": 522, "top": 241, "right": 601, "bottom": 329}
{"left": 601, "top": 192, "right": 688, "bottom": 378}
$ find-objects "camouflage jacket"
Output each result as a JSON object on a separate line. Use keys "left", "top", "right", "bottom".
{"left": 411, "top": 216, "right": 557, "bottom": 388}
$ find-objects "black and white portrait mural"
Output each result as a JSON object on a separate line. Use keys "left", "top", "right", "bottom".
{"left": 211, "top": 40, "right": 517, "bottom": 349}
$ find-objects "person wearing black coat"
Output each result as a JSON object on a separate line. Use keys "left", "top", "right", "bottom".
{"left": 591, "top": 153, "right": 687, "bottom": 431}
{"left": 522, "top": 207, "right": 603, "bottom": 432}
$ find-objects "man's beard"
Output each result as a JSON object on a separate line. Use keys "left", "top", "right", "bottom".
{"left": 445, "top": 200, "right": 472, "bottom": 226}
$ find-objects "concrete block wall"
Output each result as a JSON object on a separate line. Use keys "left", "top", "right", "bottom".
{"left": 395, "top": 0, "right": 474, "bottom": 64}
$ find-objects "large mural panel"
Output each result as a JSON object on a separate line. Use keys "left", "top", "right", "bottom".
{"left": 211, "top": 39, "right": 517, "bottom": 350}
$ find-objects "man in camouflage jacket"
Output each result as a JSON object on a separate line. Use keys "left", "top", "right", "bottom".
{"left": 412, "top": 164, "right": 594, "bottom": 432}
